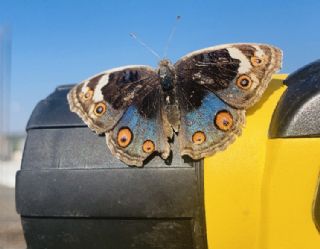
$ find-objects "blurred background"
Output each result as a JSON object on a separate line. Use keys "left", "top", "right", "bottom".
{"left": 1, "top": 0, "right": 320, "bottom": 248}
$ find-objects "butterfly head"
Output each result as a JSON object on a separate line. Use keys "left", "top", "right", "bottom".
{"left": 158, "top": 59, "right": 171, "bottom": 67}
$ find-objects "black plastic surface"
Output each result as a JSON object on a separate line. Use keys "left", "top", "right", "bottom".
{"left": 269, "top": 59, "right": 320, "bottom": 138}
{"left": 16, "top": 85, "right": 208, "bottom": 249}
{"left": 21, "top": 218, "right": 195, "bottom": 249}
{"left": 17, "top": 168, "right": 197, "bottom": 217}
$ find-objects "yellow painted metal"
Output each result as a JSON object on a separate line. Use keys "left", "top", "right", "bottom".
{"left": 204, "top": 74, "right": 320, "bottom": 249}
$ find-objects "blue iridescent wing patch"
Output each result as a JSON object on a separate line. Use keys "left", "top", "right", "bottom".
{"left": 106, "top": 89, "right": 171, "bottom": 166}
{"left": 177, "top": 82, "right": 245, "bottom": 159}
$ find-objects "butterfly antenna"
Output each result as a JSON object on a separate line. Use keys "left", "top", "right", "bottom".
{"left": 129, "top": 32, "right": 161, "bottom": 60}
{"left": 163, "top": 15, "right": 181, "bottom": 58}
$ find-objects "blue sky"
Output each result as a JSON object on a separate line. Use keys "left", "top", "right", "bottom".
{"left": 1, "top": 0, "right": 320, "bottom": 132}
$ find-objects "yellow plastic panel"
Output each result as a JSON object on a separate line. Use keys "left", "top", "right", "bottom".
{"left": 204, "top": 74, "right": 320, "bottom": 249}
{"left": 260, "top": 138, "right": 320, "bottom": 249}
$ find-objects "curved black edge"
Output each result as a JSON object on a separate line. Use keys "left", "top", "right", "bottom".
{"left": 26, "top": 84, "right": 85, "bottom": 130}
{"left": 314, "top": 175, "right": 320, "bottom": 233}
{"left": 269, "top": 59, "right": 320, "bottom": 138}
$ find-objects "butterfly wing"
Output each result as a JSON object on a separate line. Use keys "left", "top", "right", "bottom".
{"left": 177, "top": 85, "right": 245, "bottom": 159}
{"left": 175, "top": 43, "right": 282, "bottom": 108}
{"left": 174, "top": 43, "right": 282, "bottom": 159}
{"left": 68, "top": 65, "right": 159, "bottom": 134}
{"left": 68, "top": 65, "right": 171, "bottom": 166}
{"left": 106, "top": 87, "right": 172, "bottom": 166}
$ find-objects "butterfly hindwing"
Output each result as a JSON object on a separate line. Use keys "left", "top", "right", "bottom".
{"left": 106, "top": 88, "right": 171, "bottom": 166}
{"left": 177, "top": 82, "right": 245, "bottom": 159}
{"left": 175, "top": 43, "right": 282, "bottom": 109}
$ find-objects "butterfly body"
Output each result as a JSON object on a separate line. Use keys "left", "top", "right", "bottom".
{"left": 158, "top": 59, "right": 175, "bottom": 90}
{"left": 68, "top": 43, "right": 282, "bottom": 166}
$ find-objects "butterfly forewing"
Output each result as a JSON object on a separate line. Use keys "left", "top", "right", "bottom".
{"left": 68, "top": 65, "right": 159, "bottom": 134}
{"left": 175, "top": 43, "right": 282, "bottom": 109}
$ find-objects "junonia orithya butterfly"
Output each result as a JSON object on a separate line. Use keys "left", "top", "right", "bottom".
{"left": 68, "top": 43, "right": 282, "bottom": 166}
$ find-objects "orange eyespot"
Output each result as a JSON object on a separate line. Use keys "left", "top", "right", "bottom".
{"left": 94, "top": 102, "right": 106, "bottom": 116}
{"left": 236, "top": 75, "right": 252, "bottom": 90}
{"left": 142, "top": 140, "right": 155, "bottom": 153}
{"left": 250, "top": 55, "right": 265, "bottom": 67}
{"left": 215, "top": 110, "right": 233, "bottom": 131}
{"left": 117, "top": 127, "right": 133, "bottom": 148}
{"left": 82, "top": 87, "right": 93, "bottom": 100}
{"left": 192, "top": 131, "right": 206, "bottom": 145}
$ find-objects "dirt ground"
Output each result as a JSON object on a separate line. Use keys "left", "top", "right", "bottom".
{"left": 0, "top": 185, "right": 26, "bottom": 249}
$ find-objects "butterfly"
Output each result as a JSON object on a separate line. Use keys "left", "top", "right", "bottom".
{"left": 68, "top": 43, "right": 282, "bottom": 166}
